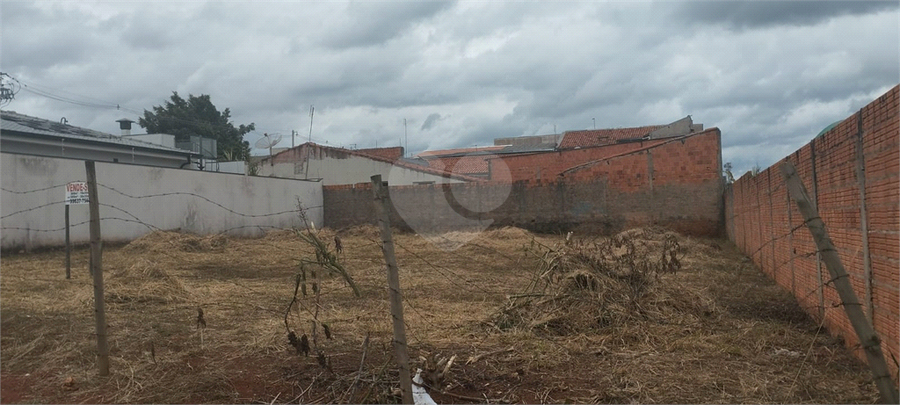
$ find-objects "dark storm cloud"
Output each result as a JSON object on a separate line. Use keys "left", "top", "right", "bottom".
{"left": 2, "top": 1, "right": 896, "bottom": 176}
{"left": 421, "top": 113, "right": 442, "bottom": 130}
{"left": 321, "top": 1, "right": 455, "bottom": 49}
{"left": 670, "top": 1, "right": 898, "bottom": 29}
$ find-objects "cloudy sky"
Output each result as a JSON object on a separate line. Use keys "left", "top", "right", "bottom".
{"left": 2, "top": 1, "right": 898, "bottom": 175}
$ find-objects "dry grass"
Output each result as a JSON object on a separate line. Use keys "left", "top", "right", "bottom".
{"left": 0, "top": 226, "right": 880, "bottom": 404}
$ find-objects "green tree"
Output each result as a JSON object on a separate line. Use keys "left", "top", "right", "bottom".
{"left": 139, "top": 92, "right": 254, "bottom": 161}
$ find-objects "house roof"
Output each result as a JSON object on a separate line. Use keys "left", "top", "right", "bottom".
{"left": 265, "top": 142, "right": 484, "bottom": 182}
{"left": 1, "top": 110, "right": 194, "bottom": 155}
{"left": 417, "top": 145, "right": 505, "bottom": 158}
{"left": 558, "top": 125, "right": 664, "bottom": 149}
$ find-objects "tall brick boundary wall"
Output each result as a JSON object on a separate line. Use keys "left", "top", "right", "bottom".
{"left": 324, "top": 129, "right": 723, "bottom": 237}
{"left": 725, "top": 85, "right": 899, "bottom": 379}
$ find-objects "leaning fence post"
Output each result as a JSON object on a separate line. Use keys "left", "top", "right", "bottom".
{"left": 85, "top": 161, "right": 110, "bottom": 376}
{"left": 370, "top": 175, "right": 413, "bottom": 405}
{"left": 781, "top": 161, "right": 897, "bottom": 404}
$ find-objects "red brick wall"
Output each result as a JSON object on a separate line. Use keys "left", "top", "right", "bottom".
{"left": 561, "top": 128, "right": 723, "bottom": 236}
{"left": 498, "top": 138, "right": 669, "bottom": 181}
{"left": 323, "top": 129, "right": 724, "bottom": 238}
{"left": 725, "top": 85, "right": 900, "bottom": 379}
{"left": 357, "top": 146, "right": 404, "bottom": 161}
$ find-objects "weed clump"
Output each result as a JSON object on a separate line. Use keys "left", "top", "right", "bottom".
{"left": 493, "top": 228, "right": 715, "bottom": 335}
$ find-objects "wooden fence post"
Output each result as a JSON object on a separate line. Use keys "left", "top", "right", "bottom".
{"left": 370, "top": 175, "right": 413, "bottom": 404}
{"left": 85, "top": 161, "right": 109, "bottom": 376}
{"left": 65, "top": 204, "right": 71, "bottom": 279}
{"left": 782, "top": 161, "right": 898, "bottom": 404}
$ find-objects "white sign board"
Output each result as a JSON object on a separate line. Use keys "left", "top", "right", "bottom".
{"left": 65, "top": 182, "right": 89, "bottom": 205}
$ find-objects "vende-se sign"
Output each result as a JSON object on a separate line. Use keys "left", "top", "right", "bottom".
{"left": 65, "top": 182, "right": 89, "bottom": 205}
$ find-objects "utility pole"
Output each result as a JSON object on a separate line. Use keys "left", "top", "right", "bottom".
{"left": 308, "top": 105, "right": 314, "bottom": 142}
{"left": 592, "top": 118, "right": 596, "bottom": 130}
{"left": 305, "top": 105, "right": 314, "bottom": 179}
{"left": 404, "top": 118, "right": 408, "bottom": 158}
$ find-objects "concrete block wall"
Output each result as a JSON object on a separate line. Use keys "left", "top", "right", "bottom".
{"left": 323, "top": 129, "right": 724, "bottom": 238}
{"left": 725, "top": 85, "right": 899, "bottom": 379}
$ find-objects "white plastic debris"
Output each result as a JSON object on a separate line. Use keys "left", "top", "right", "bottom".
{"left": 413, "top": 369, "right": 438, "bottom": 405}
{"left": 773, "top": 348, "right": 801, "bottom": 357}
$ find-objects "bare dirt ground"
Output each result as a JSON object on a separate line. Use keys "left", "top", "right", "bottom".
{"left": 0, "top": 226, "right": 879, "bottom": 404}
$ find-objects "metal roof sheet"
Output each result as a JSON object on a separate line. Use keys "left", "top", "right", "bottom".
{"left": 0, "top": 111, "right": 194, "bottom": 154}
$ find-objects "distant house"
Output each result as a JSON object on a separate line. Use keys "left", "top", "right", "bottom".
{"left": 257, "top": 142, "right": 480, "bottom": 185}
{"left": 416, "top": 116, "right": 704, "bottom": 182}
{"left": 0, "top": 111, "right": 199, "bottom": 169}
{"left": 559, "top": 116, "right": 702, "bottom": 149}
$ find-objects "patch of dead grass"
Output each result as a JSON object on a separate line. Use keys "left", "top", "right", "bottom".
{"left": 0, "top": 226, "right": 880, "bottom": 404}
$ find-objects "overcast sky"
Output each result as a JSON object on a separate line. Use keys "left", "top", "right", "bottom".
{"left": 2, "top": 1, "right": 898, "bottom": 175}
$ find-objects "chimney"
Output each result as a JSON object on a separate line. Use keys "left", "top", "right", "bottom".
{"left": 116, "top": 118, "right": 135, "bottom": 136}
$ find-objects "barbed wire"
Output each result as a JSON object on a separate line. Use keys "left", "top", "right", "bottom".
{"left": 1, "top": 183, "right": 84, "bottom": 194}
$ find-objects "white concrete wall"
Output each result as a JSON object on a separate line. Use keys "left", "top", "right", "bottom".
{"left": 127, "top": 134, "right": 176, "bottom": 148}
{"left": 1, "top": 153, "right": 323, "bottom": 250}
{"left": 258, "top": 153, "right": 463, "bottom": 185}
{"left": 214, "top": 161, "right": 247, "bottom": 174}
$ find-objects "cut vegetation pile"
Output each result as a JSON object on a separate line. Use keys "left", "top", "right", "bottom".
{"left": 493, "top": 228, "right": 716, "bottom": 335}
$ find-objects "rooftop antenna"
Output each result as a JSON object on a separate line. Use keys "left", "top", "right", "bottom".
{"left": 404, "top": 118, "right": 408, "bottom": 158}
{"left": 255, "top": 132, "right": 283, "bottom": 162}
{"left": 592, "top": 118, "right": 596, "bottom": 130}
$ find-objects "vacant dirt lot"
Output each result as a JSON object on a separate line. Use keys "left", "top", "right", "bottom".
{"left": 1, "top": 226, "right": 879, "bottom": 404}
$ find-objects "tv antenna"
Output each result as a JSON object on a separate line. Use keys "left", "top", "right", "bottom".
{"left": 255, "top": 132, "right": 283, "bottom": 158}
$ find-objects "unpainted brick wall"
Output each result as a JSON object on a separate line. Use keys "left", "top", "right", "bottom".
{"left": 725, "top": 85, "right": 900, "bottom": 380}
{"left": 324, "top": 129, "right": 724, "bottom": 237}
{"left": 499, "top": 138, "right": 669, "bottom": 181}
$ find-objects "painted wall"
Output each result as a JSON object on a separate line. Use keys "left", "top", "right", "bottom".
{"left": 258, "top": 145, "right": 465, "bottom": 186}
{"left": 725, "top": 85, "right": 899, "bottom": 379}
{"left": 1, "top": 135, "right": 192, "bottom": 169}
{"left": 1, "top": 153, "right": 323, "bottom": 250}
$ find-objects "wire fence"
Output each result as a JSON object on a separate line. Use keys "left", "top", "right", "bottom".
{"left": 2, "top": 164, "right": 893, "bottom": 403}
{"left": 1, "top": 178, "right": 323, "bottom": 246}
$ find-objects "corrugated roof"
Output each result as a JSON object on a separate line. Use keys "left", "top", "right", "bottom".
{"left": 0, "top": 111, "right": 194, "bottom": 154}
{"left": 558, "top": 125, "right": 664, "bottom": 149}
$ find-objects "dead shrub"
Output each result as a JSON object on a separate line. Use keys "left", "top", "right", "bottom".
{"left": 492, "top": 227, "right": 713, "bottom": 335}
